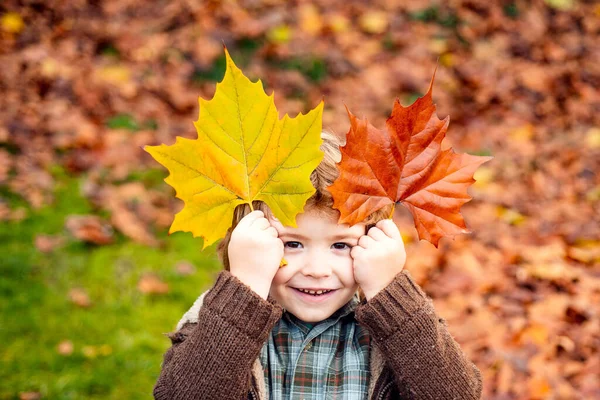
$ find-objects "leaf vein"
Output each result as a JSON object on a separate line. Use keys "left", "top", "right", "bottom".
{"left": 247, "top": 101, "right": 273, "bottom": 156}
{"left": 255, "top": 112, "right": 319, "bottom": 197}
{"left": 248, "top": 115, "right": 277, "bottom": 176}
{"left": 230, "top": 63, "right": 251, "bottom": 199}
{"left": 157, "top": 149, "right": 236, "bottom": 196}
{"left": 202, "top": 104, "right": 240, "bottom": 145}
{"left": 196, "top": 124, "right": 241, "bottom": 164}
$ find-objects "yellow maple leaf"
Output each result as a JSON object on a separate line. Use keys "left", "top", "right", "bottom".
{"left": 145, "top": 49, "right": 324, "bottom": 248}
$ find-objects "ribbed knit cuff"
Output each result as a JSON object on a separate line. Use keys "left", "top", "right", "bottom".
{"left": 203, "top": 271, "right": 283, "bottom": 340}
{"left": 355, "top": 270, "right": 431, "bottom": 340}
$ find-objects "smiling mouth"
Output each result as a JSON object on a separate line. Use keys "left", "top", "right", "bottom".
{"left": 293, "top": 288, "right": 336, "bottom": 296}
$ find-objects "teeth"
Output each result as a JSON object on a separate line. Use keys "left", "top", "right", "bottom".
{"left": 297, "top": 288, "right": 331, "bottom": 295}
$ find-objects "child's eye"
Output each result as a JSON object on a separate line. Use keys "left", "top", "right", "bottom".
{"left": 284, "top": 241, "right": 303, "bottom": 249}
{"left": 332, "top": 242, "right": 351, "bottom": 250}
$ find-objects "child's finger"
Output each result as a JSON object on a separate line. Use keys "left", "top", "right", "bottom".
{"left": 376, "top": 219, "right": 401, "bottom": 240}
{"left": 268, "top": 215, "right": 284, "bottom": 233}
{"left": 350, "top": 245, "right": 364, "bottom": 259}
{"left": 367, "top": 227, "right": 387, "bottom": 241}
{"left": 266, "top": 226, "right": 279, "bottom": 238}
{"left": 251, "top": 217, "right": 271, "bottom": 230}
{"left": 358, "top": 235, "right": 375, "bottom": 248}
{"left": 237, "top": 210, "right": 264, "bottom": 228}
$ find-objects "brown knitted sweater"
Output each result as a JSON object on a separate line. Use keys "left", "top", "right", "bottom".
{"left": 154, "top": 270, "right": 482, "bottom": 399}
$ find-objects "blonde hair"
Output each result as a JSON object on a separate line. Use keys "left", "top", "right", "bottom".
{"left": 217, "top": 131, "right": 394, "bottom": 270}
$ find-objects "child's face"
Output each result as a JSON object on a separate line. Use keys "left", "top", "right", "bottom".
{"left": 269, "top": 208, "right": 364, "bottom": 322}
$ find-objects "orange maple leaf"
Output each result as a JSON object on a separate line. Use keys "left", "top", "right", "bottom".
{"left": 327, "top": 77, "right": 492, "bottom": 247}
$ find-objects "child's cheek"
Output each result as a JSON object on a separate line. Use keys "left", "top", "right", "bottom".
{"left": 271, "top": 255, "right": 298, "bottom": 284}
{"left": 340, "top": 253, "right": 358, "bottom": 286}
{"left": 271, "top": 268, "right": 287, "bottom": 285}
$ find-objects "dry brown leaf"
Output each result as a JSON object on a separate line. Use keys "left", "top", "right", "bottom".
{"left": 57, "top": 340, "right": 74, "bottom": 356}
{"left": 109, "top": 204, "right": 159, "bottom": 247}
{"left": 0, "top": 149, "right": 11, "bottom": 183}
{"left": 19, "top": 393, "right": 41, "bottom": 400}
{"left": 298, "top": 4, "right": 322, "bottom": 35}
{"left": 34, "top": 234, "right": 64, "bottom": 253}
{"left": 138, "top": 274, "right": 169, "bottom": 295}
{"left": 68, "top": 288, "right": 92, "bottom": 308}
{"left": 528, "top": 375, "right": 552, "bottom": 399}
{"left": 97, "top": 184, "right": 160, "bottom": 247}
{"left": 518, "top": 323, "right": 550, "bottom": 347}
{"left": 568, "top": 242, "right": 600, "bottom": 265}
{"left": 521, "top": 262, "right": 579, "bottom": 282}
{"left": 174, "top": 261, "right": 196, "bottom": 276}
{"left": 496, "top": 361, "right": 515, "bottom": 395}
{"left": 65, "top": 215, "right": 114, "bottom": 245}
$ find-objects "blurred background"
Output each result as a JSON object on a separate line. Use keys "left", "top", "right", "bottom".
{"left": 1, "top": 0, "right": 599, "bottom": 399}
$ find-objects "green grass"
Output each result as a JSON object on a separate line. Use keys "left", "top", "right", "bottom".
{"left": 105, "top": 114, "right": 158, "bottom": 132}
{"left": 270, "top": 56, "right": 328, "bottom": 83}
{"left": 409, "top": 6, "right": 460, "bottom": 28}
{"left": 191, "top": 37, "right": 264, "bottom": 84}
{"left": 0, "top": 175, "right": 221, "bottom": 399}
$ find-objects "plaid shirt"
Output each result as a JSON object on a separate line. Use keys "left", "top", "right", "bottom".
{"left": 259, "top": 297, "right": 371, "bottom": 400}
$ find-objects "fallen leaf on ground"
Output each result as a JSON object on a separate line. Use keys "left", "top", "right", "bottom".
{"left": 35, "top": 234, "right": 64, "bottom": 253}
{"left": 57, "top": 340, "right": 74, "bottom": 355}
{"left": 138, "top": 274, "right": 169, "bottom": 295}
{"left": 517, "top": 323, "right": 550, "bottom": 347}
{"left": 65, "top": 215, "right": 114, "bottom": 245}
{"left": 568, "top": 242, "right": 600, "bottom": 265}
{"left": 19, "top": 393, "right": 41, "bottom": 400}
{"left": 109, "top": 203, "right": 159, "bottom": 247}
{"left": 528, "top": 375, "right": 552, "bottom": 398}
{"left": 521, "top": 262, "right": 579, "bottom": 282}
{"left": 174, "top": 261, "right": 196, "bottom": 276}
{"left": 68, "top": 288, "right": 92, "bottom": 308}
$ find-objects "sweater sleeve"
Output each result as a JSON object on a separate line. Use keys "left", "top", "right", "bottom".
{"left": 153, "top": 271, "right": 283, "bottom": 400}
{"left": 355, "top": 270, "right": 482, "bottom": 400}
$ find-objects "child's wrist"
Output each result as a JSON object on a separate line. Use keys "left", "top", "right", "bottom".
{"left": 248, "top": 283, "right": 270, "bottom": 300}
{"left": 362, "top": 286, "right": 385, "bottom": 301}
{"left": 361, "top": 275, "right": 399, "bottom": 301}
{"left": 230, "top": 270, "right": 270, "bottom": 300}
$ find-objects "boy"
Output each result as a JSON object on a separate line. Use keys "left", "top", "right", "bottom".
{"left": 154, "top": 133, "right": 482, "bottom": 399}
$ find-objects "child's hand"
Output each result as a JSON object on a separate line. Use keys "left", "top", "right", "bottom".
{"left": 351, "top": 219, "right": 406, "bottom": 300}
{"left": 228, "top": 210, "right": 284, "bottom": 300}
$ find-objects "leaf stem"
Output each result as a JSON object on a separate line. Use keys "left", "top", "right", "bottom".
{"left": 389, "top": 203, "right": 395, "bottom": 219}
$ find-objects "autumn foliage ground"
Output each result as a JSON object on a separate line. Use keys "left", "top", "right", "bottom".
{"left": 1, "top": 1, "right": 599, "bottom": 399}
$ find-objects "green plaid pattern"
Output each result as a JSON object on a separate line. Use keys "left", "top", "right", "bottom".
{"left": 259, "top": 297, "right": 371, "bottom": 399}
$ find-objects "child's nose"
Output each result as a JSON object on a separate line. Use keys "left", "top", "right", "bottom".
{"left": 301, "top": 264, "right": 332, "bottom": 278}
{"left": 301, "top": 251, "right": 332, "bottom": 278}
